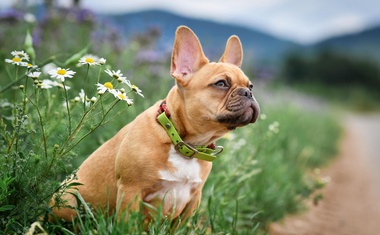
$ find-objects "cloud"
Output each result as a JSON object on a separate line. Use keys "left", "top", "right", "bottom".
{"left": 2, "top": 0, "right": 380, "bottom": 44}
{"left": 329, "top": 14, "right": 365, "bottom": 34}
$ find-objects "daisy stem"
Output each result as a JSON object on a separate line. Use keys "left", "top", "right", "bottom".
{"left": 101, "top": 104, "right": 129, "bottom": 126}
{"left": 15, "top": 65, "right": 18, "bottom": 81}
{"left": 7, "top": 90, "right": 19, "bottom": 154}
{"left": 101, "top": 94, "right": 105, "bottom": 116}
{"left": 97, "top": 66, "right": 102, "bottom": 84}
{"left": 22, "top": 90, "right": 48, "bottom": 159}
{"left": 59, "top": 99, "right": 120, "bottom": 157}
{"left": 22, "top": 76, "right": 29, "bottom": 114}
{"left": 58, "top": 103, "right": 93, "bottom": 157}
{"left": 63, "top": 81, "right": 72, "bottom": 134}
{"left": 84, "top": 64, "right": 90, "bottom": 111}
{"left": 44, "top": 89, "right": 50, "bottom": 121}
{"left": 87, "top": 95, "right": 114, "bottom": 119}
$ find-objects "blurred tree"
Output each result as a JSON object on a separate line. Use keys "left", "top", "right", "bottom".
{"left": 313, "top": 51, "right": 380, "bottom": 87}
{"left": 282, "top": 50, "right": 380, "bottom": 91}
{"left": 282, "top": 53, "right": 310, "bottom": 83}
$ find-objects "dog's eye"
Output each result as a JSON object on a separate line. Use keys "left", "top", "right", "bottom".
{"left": 248, "top": 84, "right": 253, "bottom": 91}
{"left": 214, "top": 80, "right": 229, "bottom": 88}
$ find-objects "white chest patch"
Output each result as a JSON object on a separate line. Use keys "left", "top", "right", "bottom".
{"left": 144, "top": 146, "right": 203, "bottom": 215}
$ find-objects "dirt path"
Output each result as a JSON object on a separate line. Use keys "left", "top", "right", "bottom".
{"left": 269, "top": 113, "right": 380, "bottom": 235}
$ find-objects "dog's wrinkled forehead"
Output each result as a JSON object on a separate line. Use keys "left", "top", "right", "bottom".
{"left": 200, "top": 62, "right": 251, "bottom": 87}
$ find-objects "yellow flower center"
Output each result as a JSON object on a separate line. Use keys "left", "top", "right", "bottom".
{"left": 118, "top": 93, "right": 126, "bottom": 99}
{"left": 12, "top": 57, "right": 21, "bottom": 62}
{"left": 85, "top": 57, "right": 94, "bottom": 63}
{"left": 104, "top": 82, "right": 113, "bottom": 89}
{"left": 57, "top": 69, "right": 67, "bottom": 75}
{"left": 27, "top": 63, "right": 33, "bottom": 67}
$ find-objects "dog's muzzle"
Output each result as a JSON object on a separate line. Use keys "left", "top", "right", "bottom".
{"left": 217, "top": 87, "right": 260, "bottom": 128}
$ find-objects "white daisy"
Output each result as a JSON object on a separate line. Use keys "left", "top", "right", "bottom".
{"left": 24, "top": 63, "right": 38, "bottom": 69}
{"left": 74, "top": 96, "right": 81, "bottom": 102}
{"left": 113, "top": 90, "right": 133, "bottom": 105}
{"left": 104, "top": 69, "right": 126, "bottom": 80}
{"left": 38, "top": 79, "right": 54, "bottom": 89}
{"left": 119, "top": 77, "right": 132, "bottom": 87}
{"left": 79, "top": 54, "right": 100, "bottom": 66}
{"left": 90, "top": 96, "right": 97, "bottom": 103}
{"left": 42, "top": 63, "right": 57, "bottom": 75}
{"left": 5, "top": 57, "right": 27, "bottom": 66}
{"left": 78, "top": 89, "right": 91, "bottom": 107}
{"left": 11, "top": 50, "right": 29, "bottom": 61}
{"left": 38, "top": 79, "right": 71, "bottom": 90}
{"left": 131, "top": 84, "right": 144, "bottom": 98}
{"left": 99, "top": 58, "right": 106, "bottom": 65}
{"left": 51, "top": 81, "right": 71, "bottom": 89}
{"left": 27, "top": 71, "right": 41, "bottom": 79}
{"left": 96, "top": 82, "right": 117, "bottom": 95}
{"left": 48, "top": 67, "right": 76, "bottom": 82}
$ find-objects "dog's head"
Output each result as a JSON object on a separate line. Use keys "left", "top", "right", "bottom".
{"left": 169, "top": 26, "right": 260, "bottom": 134}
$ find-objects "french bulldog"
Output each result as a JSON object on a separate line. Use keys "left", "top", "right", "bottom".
{"left": 51, "top": 25, "right": 260, "bottom": 224}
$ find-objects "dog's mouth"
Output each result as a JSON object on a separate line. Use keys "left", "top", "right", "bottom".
{"left": 216, "top": 98, "right": 260, "bottom": 130}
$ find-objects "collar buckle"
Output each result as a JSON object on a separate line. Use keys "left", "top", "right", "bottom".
{"left": 157, "top": 101, "right": 222, "bottom": 162}
{"left": 175, "top": 141, "right": 199, "bottom": 159}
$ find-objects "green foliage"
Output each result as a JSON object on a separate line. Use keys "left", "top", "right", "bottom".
{"left": 282, "top": 50, "right": 380, "bottom": 110}
{"left": 283, "top": 51, "right": 380, "bottom": 88}
{"left": 201, "top": 105, "right": 340, "bottom": 231}
{"left": 0, "top": 31, "right": 144, "bottom": 233}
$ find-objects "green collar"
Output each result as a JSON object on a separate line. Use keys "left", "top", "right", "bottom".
{"left": 157, "top": 112, "right": 223, "bottom": 162}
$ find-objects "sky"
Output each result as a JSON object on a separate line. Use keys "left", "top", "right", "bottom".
{"left": 1, "top": 0, "right": 380, "bottom": 45}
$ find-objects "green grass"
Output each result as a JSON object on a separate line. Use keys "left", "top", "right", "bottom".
{"left": 0, "top": 9, "right": 341, "bottom": 234}
{"left": 37, "top": 105, "right": 340, "bottom": 235}
{"left": 202, "top": 105, "right": 340, "bottom": 231}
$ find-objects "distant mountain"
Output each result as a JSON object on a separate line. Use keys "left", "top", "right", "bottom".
{"left": 101, "top": 10, "right": 302, "bottom": 65}
{"left": 29, "top": 5, "right": 380, "bottom": 64}
{"left": 311, "top": 25, "right": 380, "bottom": 60}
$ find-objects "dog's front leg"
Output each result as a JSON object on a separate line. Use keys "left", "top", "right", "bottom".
{"left": 177, "top": 190, "right": 202, "bottom": 225}
{"left": 115, "top": 183, "right": 142, "bottom": 220}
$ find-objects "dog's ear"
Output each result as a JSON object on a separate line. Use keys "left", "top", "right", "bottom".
{"left": 171, "top": 26, "right": 209, "bottom": 86}
{"left": 219, "top": 36, "right": 243, "bottom": 67}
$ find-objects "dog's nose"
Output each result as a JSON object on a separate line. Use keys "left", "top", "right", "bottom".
{"left": 238, "top": 88, "right": 253, "bottom": 99}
